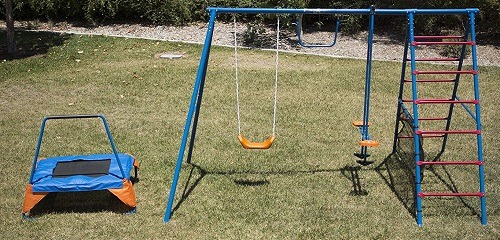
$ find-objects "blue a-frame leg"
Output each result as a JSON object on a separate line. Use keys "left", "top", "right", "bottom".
{"left": 163, "top": 9, "right": 218, "bottom": 223}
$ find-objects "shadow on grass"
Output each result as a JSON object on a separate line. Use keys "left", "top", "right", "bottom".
{"left": 375, "top": 151, "right": 481, "bottom": 221}
{"left": 341, "top": 165, "right": 368, "bottom": 196}
{"left": 0, "top": 29, "right": 71, "bottom": 60}
{"left": 171, "top": 163, "right": 369, "bottom": 215}
{"left": 28, "top": 190, "right": 135, "bottom": 218}
{"left": 375, "top": 153, "right": 416, "bottom": 219}
{"left": 26, "top": 172, "right": 139, "bottom": 218}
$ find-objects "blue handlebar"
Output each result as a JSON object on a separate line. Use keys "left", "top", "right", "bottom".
{"left": 28, "top": 114, "right": 126, "bottom": 183}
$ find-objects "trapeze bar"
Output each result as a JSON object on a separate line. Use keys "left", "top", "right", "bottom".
{"left": 207, "top": 7, "right": 479, "bottom": 15}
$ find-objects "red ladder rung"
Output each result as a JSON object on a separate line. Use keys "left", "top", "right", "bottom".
{"left": 414, "top": 99, "right": 479, "bottom": 104}
{"left": 398, "top": 134, "right": 446, "bottom": 138}
{"left": 401, "top": 99, "right": 478, "bottom": 104}
{"left": 418, "top": 161, "right": 483, "bottom": 166}
{"left": 421, "top": 134, "right": 446, "bottom": 138}
{"left": 412, "top": 41, "right": 475, "bottom": 46}
{"left": 406, "top": 58, "right": 460, "bottom": 62}
{"left": 414, "top": 70, "right": 477, "bottom": 75}
{"left": 416, "top": 130, "right": 481, "bottom": 135}
{"left": 397, "top": 135, "right": 414, "bottom": 139}
{"left": 404, "top": 79, "right": 456, "bottom": 83}
{"left": 413, "top": 35, "right": 464, "bottom": 40}
{"left": 418, "top": 117, "right": 448, "bottom": 121}
{"left": 419, "top": 192, "right": 484, "bottom": 197}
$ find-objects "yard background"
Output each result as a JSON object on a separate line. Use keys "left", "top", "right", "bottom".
{"left": 1, "top": 28, "right": 499, "bottom": 238}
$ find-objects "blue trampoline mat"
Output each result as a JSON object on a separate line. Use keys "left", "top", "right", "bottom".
{"left": 31, "top": 153, "right": 135, "bottom": 192}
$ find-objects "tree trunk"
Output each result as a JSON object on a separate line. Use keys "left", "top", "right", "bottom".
{"left": 6, "top": 0, "right": 16, "bottom": 54}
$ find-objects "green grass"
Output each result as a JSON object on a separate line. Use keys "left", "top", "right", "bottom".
{"left": 1, "top": 30, "right": 499, "bottom": 239}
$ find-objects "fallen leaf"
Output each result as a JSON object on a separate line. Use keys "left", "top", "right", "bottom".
{"left": 132, "top": 72, "right": 143, "bottom": 80}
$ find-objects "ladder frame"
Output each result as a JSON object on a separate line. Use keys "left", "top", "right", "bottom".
{"left": 394, "top": 10, "right": 486, "bottom": 226}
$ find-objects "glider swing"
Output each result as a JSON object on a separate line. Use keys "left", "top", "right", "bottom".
{"left": 295, "top": 14, "right": 341, "bottom": 48}
{"left": 233, "top": 15, "right": 279, "bottom": 149}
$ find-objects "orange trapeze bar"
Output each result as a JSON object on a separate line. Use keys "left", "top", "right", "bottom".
{"left": 238, "top": 134, "right": 276, "bottom": 149}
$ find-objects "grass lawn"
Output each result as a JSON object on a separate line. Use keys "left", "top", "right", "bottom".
{"left": 1, "top": 29, "right": 499, "bottom": 239}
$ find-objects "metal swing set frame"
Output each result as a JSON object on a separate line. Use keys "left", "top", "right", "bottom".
{"left": 163, "top": 6, "right": 485, "bottom": 227}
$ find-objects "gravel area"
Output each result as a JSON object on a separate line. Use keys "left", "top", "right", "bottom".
{"left": 3, "top": 21, "right": 500, "bottom": 66}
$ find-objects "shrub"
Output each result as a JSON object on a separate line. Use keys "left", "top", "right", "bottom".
{"left": 83, "top": 0, "right": 119, "bottom": 23}
{"left": 2, "top": 0, "right": 499, "bottom": 39}
{"left": 143, "top": 0, "right": 192, "bottom": 25}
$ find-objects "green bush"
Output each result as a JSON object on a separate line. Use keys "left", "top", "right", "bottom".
{"left": 83, "top": 0, "right": 119, "bottom": 23}
{"left": 2, "top": 0, "right": 499, "bottom": 38}
{"left": 143, "top": 0, "right": 192, "bottom": 25}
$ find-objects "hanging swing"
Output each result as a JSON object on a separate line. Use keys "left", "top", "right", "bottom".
{"left": 295, "top": 14, "right": 341, "bottom": 48}
{"left": 233, "top": 15, "right": 280, "bottom": 149}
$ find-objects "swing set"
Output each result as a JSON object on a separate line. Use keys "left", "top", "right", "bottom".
{"left": 164, "top": 6, "right": 486, "bottom": 226}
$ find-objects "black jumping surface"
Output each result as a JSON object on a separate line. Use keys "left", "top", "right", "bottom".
{"left": 52, "top": 159, "right": 111, "bottom": 178}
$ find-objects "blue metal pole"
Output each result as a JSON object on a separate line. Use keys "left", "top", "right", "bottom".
{"left": 163, "top": 9, "right": 218, "bottom": 223}
{"left": 205, "top": 7, "right": 478, "bottom": 16}
{"left": 407, "top": 11, "right": 424, "bottom": 226}
{"left": 468, "top": 11, "right": 487, "bottom": 226}
{"left": 376, "top": 8, "right": 479, "bottom": 15}
{"left": 362, "top": 6, "right": 375, "bottom": 138}
{"left": 359, "top": 6, "right": 375, "bottom": 159}
{"left": 29, "top": 117, "right": 48, "bottom": 184}
{"left": 392, "top": 28, "right": 410, "bottom": 154}
{"left": 185, "top": 22, "right": 217, "bottom": 164}
{"left": 208, "top": 7, "right": 371, "bottom": 15}
{"left": 98, "top": 114, "right": 126, "bottom": 179}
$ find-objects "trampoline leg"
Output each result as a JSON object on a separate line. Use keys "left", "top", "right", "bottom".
{"left": 22, "top": 213, "right": 36, "bottom": 221}
{"left": 125, "top": 207, "right": 137, "bottom": 215}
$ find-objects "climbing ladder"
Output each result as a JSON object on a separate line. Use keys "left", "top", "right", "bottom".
{"left": 393, "top": 10, "right": 486, "bottom": 226}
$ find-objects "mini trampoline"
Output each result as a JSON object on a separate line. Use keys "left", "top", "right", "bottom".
{"left": 22, "top": 114, "right": 139, "bottom": 219}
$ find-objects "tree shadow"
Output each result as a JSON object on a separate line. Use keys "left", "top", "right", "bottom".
{"left": 0, "top": 29, "right": 71, "bottom": 60}
{"left": 171, "top": 163, "right": 367, "bottom": 216}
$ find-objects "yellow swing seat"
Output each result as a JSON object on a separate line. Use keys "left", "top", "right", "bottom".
{"left": 238, "top": 134, "right": 276, "bottom": 149}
